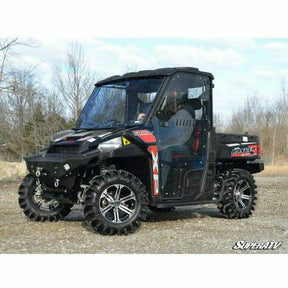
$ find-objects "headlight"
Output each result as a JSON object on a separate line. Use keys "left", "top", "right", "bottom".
{"left": 98, "top": 137, "right": 122, "bottom": 152}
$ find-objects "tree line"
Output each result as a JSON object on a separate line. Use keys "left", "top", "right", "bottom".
{"left": 214, "top": 87, "right": 288, "bottom": 164}
{"left": 0, "top": 39, "right": 94, "bottom": 161}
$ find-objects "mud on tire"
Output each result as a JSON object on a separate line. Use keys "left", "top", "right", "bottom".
{"left": 18, "top": 174, "right": 73, "bottom": 222}
{"left": 83, "top": 170, "right": 148, "bottom": 235}
{"left": 217, "top": 169, "right": 257, "bottom": 219}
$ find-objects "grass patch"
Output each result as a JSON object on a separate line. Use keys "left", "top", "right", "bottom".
{"left": 261, "top": 165, "right": 288, "bottom": 176}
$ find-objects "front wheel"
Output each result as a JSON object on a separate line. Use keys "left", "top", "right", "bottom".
{"left": 18, "top": 174, "right": 73, "bottom": 221}
{"left": 217, "top": 169, "right": 257, "bottom": 219}
{"left": 83, "top": 170, "right": 148, "bottom": 235}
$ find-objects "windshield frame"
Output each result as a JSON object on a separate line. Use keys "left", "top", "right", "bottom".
{"left": 73, "top": 76, "right": 166, "bottom": 130}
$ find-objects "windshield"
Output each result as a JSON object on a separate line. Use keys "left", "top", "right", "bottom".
{"left": 74, "top": 77, "right": 164, "bottom": 129}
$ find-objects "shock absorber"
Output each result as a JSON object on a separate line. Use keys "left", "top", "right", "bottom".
{"left": 99, "top": 160, "right": 108, "bottom": 174}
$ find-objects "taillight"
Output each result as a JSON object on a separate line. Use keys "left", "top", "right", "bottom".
{"left": 257, "top": 144, "right": 261, "bottom": 155}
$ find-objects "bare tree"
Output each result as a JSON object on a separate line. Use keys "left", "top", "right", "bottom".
{"left": 122, "top": 62, "right": 139, "bottom": 74}
{"left": 53, "top": 43, "right": 94, "bottom": 121}
{"left": 281, "top": 77, "right": 287, "bottom": 107}
{"left": 0, "top": 38, "right": 18, "bottom": 93}
{"left": 213, "top": 113, "right": 225, "bottom": 132}
{"left": 0, "top": 40, "right": 93, "bottom": 161}
{"left": 0, "top": 38, "right": 37, "bottom": 93}
{"left": 0, "top": 69, "right": 36, "bottom": 159}
{"left": 224, "top": 84, "right": 288, "bottom": 165}
{"left": 0, "top": 68, "right": 71, "bottom": 160}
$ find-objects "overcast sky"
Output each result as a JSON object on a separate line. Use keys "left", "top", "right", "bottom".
{"left": 10, "top": 37, "right": 288, "bottom": 121}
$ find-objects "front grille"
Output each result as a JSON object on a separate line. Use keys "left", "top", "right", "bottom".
{"left": 49, "top": 145, "right": 79, "bottom": 154}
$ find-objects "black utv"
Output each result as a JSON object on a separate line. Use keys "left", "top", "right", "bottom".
{"left": 18, "top": 67, "right": 264, "bottom": 235}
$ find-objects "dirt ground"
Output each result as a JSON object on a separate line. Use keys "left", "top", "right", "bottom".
{"left": 0, "top": 174, "right": 287, "bottom": 254}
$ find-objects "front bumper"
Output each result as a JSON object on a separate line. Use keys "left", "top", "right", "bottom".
{"left": 25, "top": 153, "right": 98, "bottom": 189}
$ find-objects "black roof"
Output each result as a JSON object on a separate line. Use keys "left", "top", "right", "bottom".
{"left": 95, "top": 67, "right": 214, "bottom": 86}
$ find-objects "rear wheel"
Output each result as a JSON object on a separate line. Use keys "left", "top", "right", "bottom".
{"left": 84, "top": 170, "right": 148, "bottom": 235}
{"left": 18, "top": 174, "right": 73, "bottom": 221}
{"left": 217, "top": 169, "right": 257, "bottom": 219}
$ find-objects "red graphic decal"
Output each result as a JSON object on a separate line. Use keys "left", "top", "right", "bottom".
{"left": 77, "top": 137, "right": 91, "bottom": 142}
{"left": 147, "top": 145, "right": 159, "bottom": 196}
{"left": 257, "top": 144, "right": 261, "bottom": 155}
{"left": 232, "top": 152, "right": 253, "bottom": 158}
{"left": 231, "top": 144, "right": 259, "bottom": 158}
{"left": 248, "top": 144, "right": 258, "bottom": 155}
{"left": 133, "top": 130, "right": 156, "bottom": 143}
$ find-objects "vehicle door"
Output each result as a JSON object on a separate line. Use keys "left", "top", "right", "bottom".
{"left": 152, "top": 72, "right": 212, "bottom": 200}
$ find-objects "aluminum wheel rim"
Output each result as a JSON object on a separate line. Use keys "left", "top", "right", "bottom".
{"left": 233, "top": 179, "right": 252, "bottom": 210}
{"left": 32, "top": 184, "right": 60, "bottom": 211}
{"left": 99, "top": 184, "right": 137, "bottom": 224}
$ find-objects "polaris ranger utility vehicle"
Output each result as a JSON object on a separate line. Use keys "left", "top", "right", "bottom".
{"left": 18, "top": 67, "right": 264, "bottom": 235}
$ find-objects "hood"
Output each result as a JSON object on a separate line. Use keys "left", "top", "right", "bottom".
{"left": 48, "top": 129, "right": 114, "bottom": 154}
{"left": 51, "top": 129, "right": 112, "bottom": 143}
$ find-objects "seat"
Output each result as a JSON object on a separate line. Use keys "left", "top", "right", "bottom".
{"left": 171, "top": 123, "right": 201, "bottom": 163}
